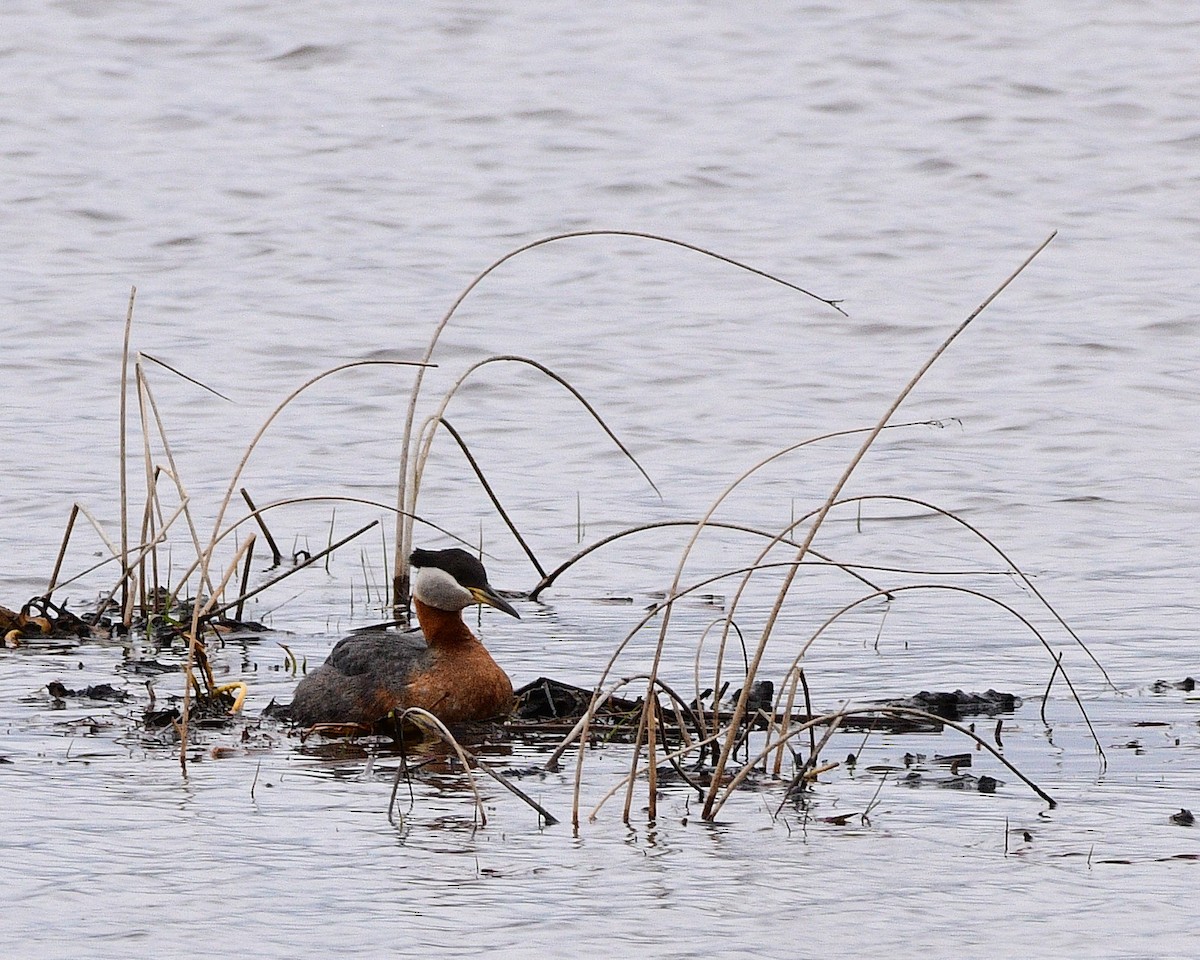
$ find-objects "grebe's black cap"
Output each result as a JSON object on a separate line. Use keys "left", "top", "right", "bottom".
{"left": 410, "top": 548, "right": 520, "bottom": 618}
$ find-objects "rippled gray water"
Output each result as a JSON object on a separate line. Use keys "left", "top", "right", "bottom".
{"left": 3, "top": 3, "right": 1199, "bottom": 957}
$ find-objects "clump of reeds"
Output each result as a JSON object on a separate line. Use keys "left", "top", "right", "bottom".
{"left": 21, "top": 228, "right": 1107, "bottom": 833}
{"left": 521, "top": 231, "right": 1116, "bottom": 828}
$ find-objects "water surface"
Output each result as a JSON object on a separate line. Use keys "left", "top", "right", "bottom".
{"left": 2, "top": 3, "right": 1199, "bottom": 957}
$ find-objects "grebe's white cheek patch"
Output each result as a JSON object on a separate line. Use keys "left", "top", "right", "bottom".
{"left": 414, "top": 566, "right": 474, "bottom": 611}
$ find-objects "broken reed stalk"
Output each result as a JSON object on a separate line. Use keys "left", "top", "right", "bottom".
{"left": 118, "top": 287, "right": 135, "bottom": 624}
{"left": 202, "top": 520, "right": 378, "bottom": 623}
{"left": 139, "top": 353, "right": 234, "bottom": 402}
{"left": 700, "top": 232, "right": 1058, "bottom": 821}
{"left": 241, "top": 488, "right": 283, "bottom": 566}
{"left": 46, "top": 504, "right": 79, "bottom": 598}
{"left": 235, "top": 535, "right": 256, "bottom": 622}
{"left": 166, "top": 494, "right": 470, "bottom": 615}
{"left": 392, "top": 229, "right": 846, "bottom": 615}
{"left": 48, "top": 501, "right": 188, "bottom": 597}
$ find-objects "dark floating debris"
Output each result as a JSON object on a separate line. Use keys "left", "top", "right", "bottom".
{"left": 1151, "top": 678, "right": 1196, "bottom": 693}
{"left": 47, "top": 681, "right": 129, "bottom": 702}
{"left": 514, "top": 677, "right": 639, "bottom": 723}
{"left": 885, "top": 689, "right": 1020, "bottom": 720}
{"left": 1170, "top": 808, "right": 1195, "bottom": 827}
{"left": 898, "top": 770, "right": 1003, "bottom": 794}
{"left": 728, "top": 679, "right": 774, "bottom": 713}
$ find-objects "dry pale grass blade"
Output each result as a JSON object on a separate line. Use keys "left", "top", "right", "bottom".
{"left": 701, "top": 232, "right": 1058, "bottom": 821}
{"left": 138, "top": 365, "right": 217, "bottom": 597}
{"left": 73, "top": 503, "right": 124, "bottom": 563}
{"left": 692, "top": 616, "right": 748, "bottom": 741}
{"left": 543, "top": 674, "right": 652, "bottom": 772}
{"left": 393, "top": 708, "right": 488, "bottom": 826}
{"left": 566, "top": 560, "right": 813, "bottom": 826}
{"left": 118, "top": 287, "right": 135, "bottom": 622}
{"left": 134, "top": 467, "right": 167, "bottom": 615}
{"left": 690, "top": 489, "right": 1107, "bottom": 771}
{"left": 772, "top": 703, "right": 844, "bottom": 812}
{"left": 527, "top": 519, "right": 884, "bottom": 600}
{"left": 558, "top": 673, "right": 724, "bottom": 826}
{"left": 701, "top": 487, "right": 1100, "bottom": 751}
{"left": 586, "top": 723, "right": 733, "bottom": 823}
{"left": 769, "top": 583, "right": 1105, "bottom": 759}
{"left": 135, "top": 377, "right": 159, "bottom": 614}
{"left": 836, "top": 493, "right": 1114, "bottom": 689}
{"left": 198, "top": 533, "right": 259, "bottom": 621}
{"left": 623, "top": 422, "right": 935, "bottom": 822}
{"left": 392, "top": 229, "right": 846, "bottom": 612}
{"left": 206, "top": 359, "right": 433, "bottom": 574}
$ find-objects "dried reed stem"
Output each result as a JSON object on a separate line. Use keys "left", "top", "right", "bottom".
{"left": 701, "top": 232, "right": 1057, "bottom": 821}
{"left": 392, "top": 229, "right": 845, "bottom": 614}
{"left": 118, "top": 287, "right": 136, "bottom": 623}
{"left": 46, "top": 505, "right": 79, "bottom": 597}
